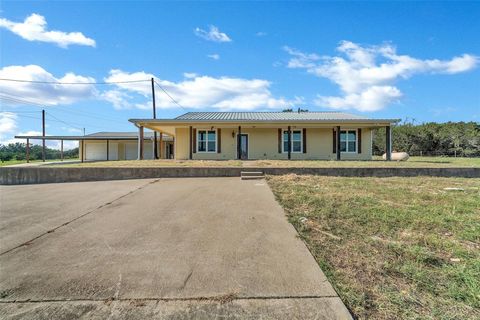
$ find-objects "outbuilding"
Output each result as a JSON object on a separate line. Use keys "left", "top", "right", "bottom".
{"left": 14, "top": 131, "right": 174, "bottom": 162}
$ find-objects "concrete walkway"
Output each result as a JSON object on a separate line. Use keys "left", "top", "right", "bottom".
{"left": 0, "top": 178, "right": 351, "bottom": 319}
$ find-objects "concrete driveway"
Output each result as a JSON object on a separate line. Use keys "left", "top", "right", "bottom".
{"left": 0, "top": 178, "right": 351, "bottom": 319}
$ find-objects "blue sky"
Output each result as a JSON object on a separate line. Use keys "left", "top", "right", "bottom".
{"left": 1, "top": 1, "right": 479, "bottom": 148}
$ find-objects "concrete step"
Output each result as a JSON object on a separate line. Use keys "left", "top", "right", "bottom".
{"left": 241, "top": 175, "right": 264, "bottom": 180}
{"left": 241, "top": 171, "right": 264, "bottom": 177}
{"left": 241, "top": 171, "right": 264, "bottom": 180}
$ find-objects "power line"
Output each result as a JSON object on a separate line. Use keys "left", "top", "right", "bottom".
{"left": 0, "top": 78, "right": 150, "bottom": 85}
{"left": 46, "top": 112, "right": 84, "bottom": 131}
{"left": 15, "top": 114, "right": 42, "bottom": 120}
{"left": 0, "top": 93, "right": 126, "bottom": 124}
{"left": 154, "top": 80, "right": 186, "bottom": 110}
{"left": 0, "top": 94, "right": 47, "bottom": 107}
{"left": 0, "top": 110, "right": 41, "bottom": 113}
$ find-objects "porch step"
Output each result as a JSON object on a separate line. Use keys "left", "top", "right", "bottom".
{"left": 241, "top": 171, "right": 264, "bottom": 180}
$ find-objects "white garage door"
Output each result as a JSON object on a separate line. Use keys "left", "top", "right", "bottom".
{"left": 144, "top": 142, "right": 153, "bottom": 159}
{"left": 108, "top": 143, "right": 119, "bottom": 160}
{"left": 86, "top": 142, "right": 119, "bottom": 161}
{"left": 125, "top": 143, "right": 137, "bottom": 160}
{"left": 125, "top": 141, "right": 154, "bottom": 160}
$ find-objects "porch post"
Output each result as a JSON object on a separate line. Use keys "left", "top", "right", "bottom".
{"left": 26, "top": 138, "right": 30, "bottom": 163}
{"left": 189, "top": 126, "right": 193, "bottom": 160}
{"left": 237, "top": 126, "right": 242, "bottom": 159}
{"left": 81, "top": 140, "right": 84, "bottom": 163}
{"left": 61, "top": 140, "right": 64, "bottom": 161}
{"left": 159, "top": 132, "right": 163, "bottom": 159}
{"left": 287, "top": 126, "right": 292, "bottom": 160}
{"left": 138, "top": 126, "right": 144, "bottom": 160}
{"left": 106, "top": 139, "right": 109, "bottom": 161}
{"left": 386, "top": 125, "right": 392, "bottom": 161}
{"left": 336, "top": 126, "right": 341, "bottom": 160}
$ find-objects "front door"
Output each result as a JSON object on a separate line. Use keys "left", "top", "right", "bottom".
{"left": 240, "top": 134, "right": 248, "bottom": 160}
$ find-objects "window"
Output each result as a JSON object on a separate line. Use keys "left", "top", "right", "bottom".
{"left": 340, "top": 130, "right": 356, "bottom": 152}
{"left": 283, "top": 130, "right": 302, "bottom": 153}
{"left": 197, "top": 130, "right": 216, "bottom": 152}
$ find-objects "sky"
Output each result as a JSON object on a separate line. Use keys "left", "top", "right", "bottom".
{"left": 1, "top": 1, "right": 479, "bottom": 149}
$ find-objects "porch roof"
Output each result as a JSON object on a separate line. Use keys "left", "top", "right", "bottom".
{"left": 129, "top": 111, "right": 399, "bottom": 130}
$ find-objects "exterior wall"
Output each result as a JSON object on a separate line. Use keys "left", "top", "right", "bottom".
{"left": 175, "top": 127, "right": 190, "bottom": 160}
{"left": 175, "top": 126, "right": 373, "bottom": 160}
{"left": 82, "top": 139, "right": 170, "bottom": 161}
{"left": 193, "top": 128, "right": 236, "bottom": 160}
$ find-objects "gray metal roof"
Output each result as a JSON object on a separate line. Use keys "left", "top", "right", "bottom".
{"left": 85, "top": 132, "right": 163, "bottom": 138}
{"left": 15, "top": 132, "right": 172, "bottom": 141}
{"left": 174, "top": 111, "right": 370, "bottom": 121}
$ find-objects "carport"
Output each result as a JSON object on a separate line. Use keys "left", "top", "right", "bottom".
{"left": 14, "top": 132, "right": 173, "bottom": 162}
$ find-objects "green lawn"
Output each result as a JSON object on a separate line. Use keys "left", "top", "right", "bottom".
{"left": 56, "top": 156, "right": 479, "bottom": 168}
{"left": 267, "top": 175, "right": 480, "bottom": 319}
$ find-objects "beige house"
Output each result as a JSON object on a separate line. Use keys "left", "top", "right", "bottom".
{"left": 130, "top": 111, "right": 399, "bottom": 161}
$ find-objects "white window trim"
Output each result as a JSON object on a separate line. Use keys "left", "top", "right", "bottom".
{"left": 282, "top": 129, "right": 303, "bottom": 153}
{"left": 340, "top": 129, "right": 357, "bottom": 153}
{"left": 197, "top": 128, "right": 217, "bottom": 153}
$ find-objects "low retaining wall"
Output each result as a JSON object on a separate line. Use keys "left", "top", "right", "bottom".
{"left": 1, "top": 166, "right": 479, "bottom": 185}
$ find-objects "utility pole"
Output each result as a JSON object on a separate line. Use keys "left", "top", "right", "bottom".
{"left": 151, "top": 77, "right": 158, "bottom": 159}
{"left": 42, "top": 109, "right": 46, "bottom": 162}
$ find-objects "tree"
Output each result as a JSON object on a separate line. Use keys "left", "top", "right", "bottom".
{"left": 372, "top": 121, "right": 480, "bottom": 156}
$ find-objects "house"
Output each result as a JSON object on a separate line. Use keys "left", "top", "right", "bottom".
{"left": 14, "top": 132, "right": 174, "bottom": 162}
{"left": 129, "top": 111, "right": 399, "bottom": 160}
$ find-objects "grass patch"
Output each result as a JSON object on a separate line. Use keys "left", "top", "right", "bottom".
{"left": 56, "top": 156, "right": 479, "bottom": 168}
{"left": 0, "top": 159, "right": 65, "bottom": 167}
{"left": 267, "top": 175, "right": 480, "bottom": 319}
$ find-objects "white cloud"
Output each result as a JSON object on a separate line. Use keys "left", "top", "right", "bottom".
{"left": 284, "top": 46, "right": 321, "bottom": 69}
{"left": 104, "top": 69, "right": 302, "bottom": 111}
{"left": 256, "top": 32, "right": 267, "bottom": 37}
{"left": 0, "top": 112, "right": 18, "bottom": 145}
{"left": 314, "top": 86, "right": 402, "bottom": 112}
{"left": 0, "top": 13, "right": 95, "bottom": 48}
{"left": 183, "top": 72, "right": 198, "bottom": 79}
{"left": 194, "top": 25, "right": 232, "bottom": 42}
{"left": 0, "top": 112, "right": 17, "bottom": 135}
{"left": 0, "top": 65, "right": 97, "bottom": 106}
{"left": 207, "top": 53, "right": 220, "bottom": 60}
{"left": 61, "top": 126, "right": 82, "bottom": 133}
{"left": 100, "top": 89, "right": 136, "bottom": 110}
{"left": 285, "top": 41, "right": 479, "bottom": 111}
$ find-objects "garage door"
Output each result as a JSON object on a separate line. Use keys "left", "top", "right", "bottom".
{"left": 125, "top": 142, "right": 154, "bottom": 160}
{"left": 125, "top": 143, "right": 137, "bottom": 160}
{"left": 85, "top": 142, "right": 119, "bottom": 161}
{"left": 144, "top": 143, "right": 153, "bottom": 159}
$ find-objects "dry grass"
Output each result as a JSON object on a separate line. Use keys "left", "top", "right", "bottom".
{"left": 267, "top": 175, "right": 480, "bottom": 319}
{"left": 55, "top": 156, "right": 479, "bottom": 168}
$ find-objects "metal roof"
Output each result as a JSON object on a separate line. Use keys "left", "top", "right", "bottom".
{"left": 130, "top": 111, "right": 399, "bottom": 124}
{"left": 85, "top": 132, "right": 166, "bottom": 138}
{"left": 14, "top": 132, "right": 172, "bottom": 141}
{"left": 174, "top": 111, "right": 370, "bottom": 121}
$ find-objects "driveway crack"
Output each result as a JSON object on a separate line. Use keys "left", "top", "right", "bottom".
{"left": 0, "top": 179, "right": 160, "bottom": 256}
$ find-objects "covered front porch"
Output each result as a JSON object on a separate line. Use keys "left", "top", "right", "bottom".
{"left": 132, "top": 121, "right": 393, "bottom": 161}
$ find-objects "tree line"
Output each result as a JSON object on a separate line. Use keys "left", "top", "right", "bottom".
{"left": 0, "top": 142, "right": 79, "bottom": 162}
{"left": 373, "top": 121, "right": 480, "bottom": 157}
